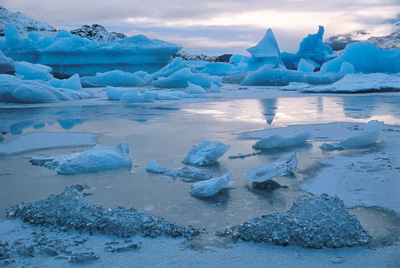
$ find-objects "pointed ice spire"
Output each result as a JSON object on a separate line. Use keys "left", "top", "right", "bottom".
{"left": 247, "top": 29, "right": 281, "bottom": 59}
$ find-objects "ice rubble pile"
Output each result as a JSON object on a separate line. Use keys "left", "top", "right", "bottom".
{"left": 321, "top": 120, "right": 383, "bottom": 150}
{"left": 217, "top": 194, "right": 371, "bottom": 248}
{"left": 190, "top": 171, "right": 235, "bottom": 198}
{"left": 29, "top": 142, "right": 132, "bottom": 174}
{"left": 6, "top": 185, "right": 199, "bottom": 238}
{"left": 245, "top": 153, "right": 298, "bottom": 188}
{"left": 0, "top": 24, "right": 181, "bottom": 77}
{"left": 183, "top": 140, "right": 231, "bottom": 166}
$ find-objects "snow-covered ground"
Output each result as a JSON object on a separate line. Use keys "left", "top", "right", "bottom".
{"left": 1, "top": 86, "right": 399, "bottom": 267}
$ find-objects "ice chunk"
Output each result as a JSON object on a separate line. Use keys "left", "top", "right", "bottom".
{"left": 245, "top": 153, "right": 298, "bottom": 183}
{"left": 7, "top": 185, "right": 199, "bottom": 238}
{"left": 252, "top": 132, "right": 312, "bottom": 149}
{"left": 281, "top": 26, "right": 337, "bottom": 70}
{"left": 321, "top": 42, "right": 400, "bottom": 74}
{"left": 106, "top": 86, "right": 137, "bottom": 101}
{"left": 145, "top": 161, "right": 168, "bottom": 174}
{"left": 183, "top": 140, "right": 231, "bottom": 166}
{"left": 178, "top": 166, "right": 213, "bottom": 182}
{"left": 0, "top": 49, "right": 15, "bottom": 74}
{"left": 217, "top": 194, "right": 371, "bottom": 248}
{"left": 190, "top": 171, "right": 234, "bottom": 198}
{"left": 321, "top": 120, "right": 383, "bottom": 150}
{"left": 297, "top": 58, "right": 315, "bottom": 73}
{"left": 152, "top": 68, "right": 222, "bottom": 88}
{"left": 0, "top": 74, "right": 90, "bottom": 103}
{"left": 188, "top": 82, "right": 206, "bottom": 94}
{"left": 30, "top": 142, "right": 132, "bottom": 174}
{"left": 80, "top": 70, "right": 146, "bottom": 87}
{"left": 14, "top": 61, "right": 53, "bottom": 80}
{"left": 50, "top": 73, "right": 82, "bottom": 90}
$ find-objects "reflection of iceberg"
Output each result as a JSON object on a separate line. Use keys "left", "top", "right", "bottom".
{"left": 260, "top": 99, "right": 277, "bottom": 125}
{"left": 342, "top": 96, "right": 377, "bottom": 119}
{"left": 57, "top": 119, "right": 85, "bottom": 130}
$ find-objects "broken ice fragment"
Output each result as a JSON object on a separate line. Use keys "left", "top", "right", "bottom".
{"left": 183, "top": 140, "right": 230, "bottom": 166}
{"left": 29, "top": 142, "right": 132, "bottom": 174}
{"left": 245, "top": 153, "right": 298, "bottom": 184}
{"left": 321, "top": 120, "right": 383, "bottom": 150}
{"left": 190, "top": 171, "right": 234, "bottom": 198}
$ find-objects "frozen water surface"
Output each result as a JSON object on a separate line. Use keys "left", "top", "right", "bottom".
{"left": 1, "top": 92, "right": 400, "bottom": 255}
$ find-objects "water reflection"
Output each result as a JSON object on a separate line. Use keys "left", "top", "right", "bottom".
{"left": 0, "top": 104, "right": 179, "bottom": 135}
{"left": 1, "top": 95, "right": 400, "bottom": 136}
{"left": 260, "top": 99, "right": 277, "bottom": 125}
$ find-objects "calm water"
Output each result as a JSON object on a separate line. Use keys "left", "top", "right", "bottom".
{"left": 1, "top": 94, "right": 400, "bottom": 246}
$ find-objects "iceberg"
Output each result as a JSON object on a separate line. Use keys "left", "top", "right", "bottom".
{"left": 217, "top": 194, "right": 371, "bottom": 248}
{"left": 252, "top": 132, "right": 312, "bottom": 149}
{"left": 81, "top": 70, "right": 146, "bottom": 87}
{"left": 1, "top": 27, "right": 181, "bottom": 77}
{"left": 321, "top": 42, "right": 400, "bottom": 74}
{"left": 29, "top": 142, "right": 132, "bottom": 174}
{"left": 0, "top": 74, "right": 90, "bottom": 103}
{"left": 321, "top": 120, "right": 383, "bottom": 150}
{"left": 281, "top": 26, "right": 337, "bottom": 70}
{"left": 0, "top": 49, "right": 14, "bottom": 74}
{"left": 245, "top": 153, "right": 298, "bottom": 184}
{"left": 183, "top": 140, "right": 231, "bottom": 166}
{"left": 190, "top": 171, "right": 234, "bottom": 198}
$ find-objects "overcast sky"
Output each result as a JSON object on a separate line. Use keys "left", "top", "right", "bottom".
{"left": 2, "top": 0, "right": 400, "bottom": 55}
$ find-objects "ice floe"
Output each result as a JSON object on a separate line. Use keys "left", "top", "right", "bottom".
{"left": 217, "top": 194, "right": 371, "bottom": 248}
{"left": 0, "top": 132, "right": 96, "bottom": 155}
{"left": 190, "top": 171, "right": 235, "bottom": 198}
{"left": 29, "top": 142, "right": 132, "bottom": 174}
{"left": 183, "top": 140, "right": 231, "bottom": 166}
